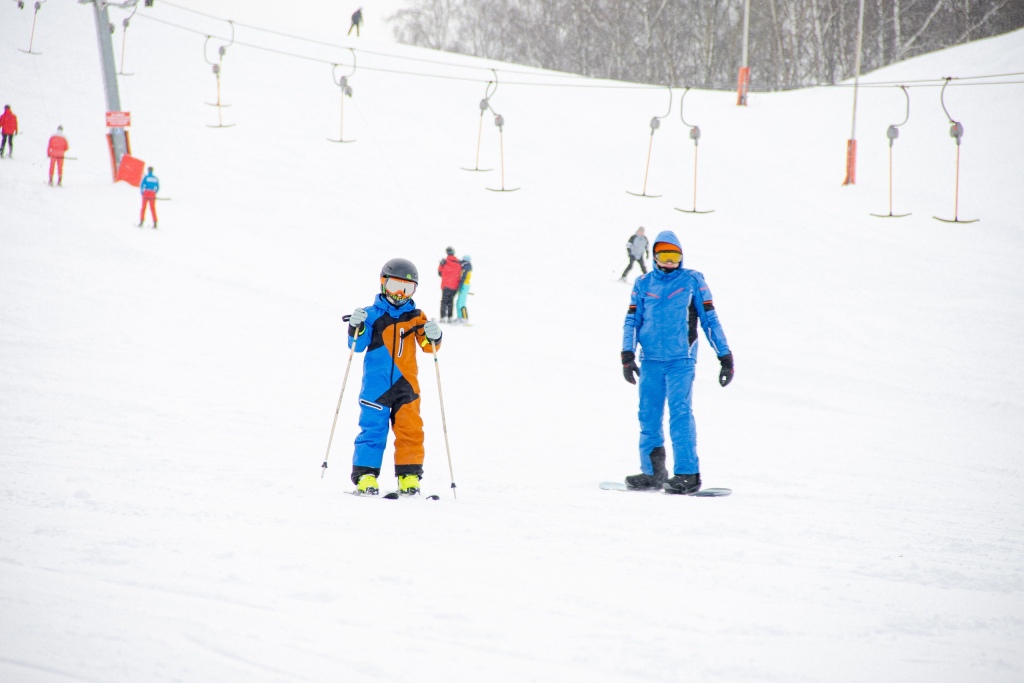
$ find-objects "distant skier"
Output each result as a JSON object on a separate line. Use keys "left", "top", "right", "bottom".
{"left": 456, "top": 255, "right": 472, "bottom": 324}
{"left": 139, "top": 166, "right": 159, "bottom": 228}
{"left": 46, "top": 126, "right": 69, "bottom": 186}
{"left": 620, "top": 230, "right": 734, "bottom": 494}
{"left": 347, "top": 7, "right": 363, "bottom": 36}
{"left": 437, "top": 246, "right": 462, "bottom": 323}
{"left": 620, "top": 226, "right": 648, "bottom": 280}
{"left": 0, "top": 105, "right": 18, "bottom": 158}
{"left": 346, "top": 258, "right": 443, "bottom": 496}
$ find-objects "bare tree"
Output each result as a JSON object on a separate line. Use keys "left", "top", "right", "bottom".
{"left": 389, "top": 0, "right": 1024, "bottom": 90}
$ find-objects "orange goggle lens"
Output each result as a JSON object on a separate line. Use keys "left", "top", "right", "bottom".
{"left": 654, "top": 251, "right": 682, "bottom": 264}
{"left": 382, "top": 277, "right": 416, "bottom": 299}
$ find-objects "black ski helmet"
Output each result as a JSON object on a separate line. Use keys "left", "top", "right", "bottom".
{"left": 381, "top": 258, "right": 418, "bottom": 284}
{"left": 445, "top": 246, "right": 455, "bottom": 256}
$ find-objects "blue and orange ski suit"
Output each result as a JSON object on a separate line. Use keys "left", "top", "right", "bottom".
{"left": 348, "top": 294, "right": 441, "bottom": 484}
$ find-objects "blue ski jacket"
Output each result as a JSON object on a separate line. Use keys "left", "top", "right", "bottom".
{"left": 140, "top": 173, "right": 159, "bottom": 195}
{"left": 622, "top": 230, "right": 730, "bottom": 362}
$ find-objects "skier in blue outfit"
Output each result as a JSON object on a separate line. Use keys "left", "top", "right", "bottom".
{"left": 620, "top": 230, "right": 734, "bottom": 494}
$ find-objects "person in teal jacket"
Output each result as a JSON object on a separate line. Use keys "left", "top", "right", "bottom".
{"left": 620, "top": 230, "right": 734, "bottom": 494}
{"left": 456, "top": 255, "right": 472, "bottom": 324}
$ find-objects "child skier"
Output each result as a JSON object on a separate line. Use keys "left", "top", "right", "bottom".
{"left": 620, "top": 230, "right": 734, "bottom": 494}
{"left": 456, "top": 255, "right": 472, "bottom": 324}
{"left": 347, "top": 258, "right": 443, "bottom": 496}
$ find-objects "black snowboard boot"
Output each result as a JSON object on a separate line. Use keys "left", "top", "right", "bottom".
{"left": 663, "top": 473, "right": 701, "bottom": 495}
{"left": 625, "top": 447, "right": 668, "bottom": 490}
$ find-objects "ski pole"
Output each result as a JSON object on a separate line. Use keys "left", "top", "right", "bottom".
{"left": 321, "top": 337, "right": 356, "bottom": 478}
{"left": 429, "top": 338, "right": 458, "bottom": 498}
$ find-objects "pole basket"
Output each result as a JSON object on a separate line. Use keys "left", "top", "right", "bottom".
{"left": 736, "top": 67, "right": 750, "bottom": 106}
{"left": 843, "top": 139, "right": 857, "bottom": 185}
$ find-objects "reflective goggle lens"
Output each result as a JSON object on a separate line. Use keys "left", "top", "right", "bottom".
{"left": 383, "top": 277, "right": 416, "bottom": 298}
{"left": 654, "top": 251, "right": 682, "bottom": 264}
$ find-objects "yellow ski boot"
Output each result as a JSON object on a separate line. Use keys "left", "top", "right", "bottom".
{"left": 356, "top": 473, "right": 380, "bottom": 496}
{"left": 397, "top": 474, "right": 421, "bottom": 496}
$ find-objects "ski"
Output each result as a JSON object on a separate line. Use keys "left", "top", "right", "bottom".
{"left": 599, "top": 481, "right": 731, "bottom": 497}
{"left": 383, "top": 491, "right": 440, "bottom": 500}
{"left": 345, "top": 490, "right": 440, "bottom": 500}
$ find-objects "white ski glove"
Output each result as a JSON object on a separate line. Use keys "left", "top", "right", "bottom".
{"left": 424, "top": 320, "right": 442, "bottom": 341}
{"left": 349, "top": 307, "right": 367, "bottom": 328}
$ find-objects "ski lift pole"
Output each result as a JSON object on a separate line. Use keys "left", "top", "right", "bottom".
{"left": 463, "top": 74, "right": 497, "bottom": 172}
{"left": 20, "top": 0, "right": 46, "bottom": 55}
{"left": 486, "top": 111, "right": 520, "bottom": 192}
{"left": 321, "top": 342, "right": 357, "bottom": 478}
{"left": 628, "top": 85, "right": 672, "bottom": 198}
{"left": 204, "top": 21, "right": 236, "bottom": 128}
{"left": 498, "top": 116, "right": 506, "bottom": 189}
{"left": 675, "top": 88, "right": 714, "bottom": 214}
{"left": 474, "top": 99, "right": 487, "bottom": 167}
{"left": 118, "top": 2, "right": 137, "bottom": 75}
{"left": 328, "top": 50, "right": 356, "bottom": 143}
{"left": 429, "top": 339, "right": 458, "bottom": 498}
{"left": 934, "top": 77, "right": 978, "bottom": 223}
{"left": 872, "top": 86, "right": 911, "bottom": 218}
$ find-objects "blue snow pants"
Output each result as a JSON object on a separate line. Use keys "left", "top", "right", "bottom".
{"left": 638, "top": 358, "right": 698, "bottom": 475}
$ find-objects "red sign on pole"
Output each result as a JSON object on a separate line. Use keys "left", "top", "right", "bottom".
{"left": 106, "top": 111, "right": 131, "bottom": 127}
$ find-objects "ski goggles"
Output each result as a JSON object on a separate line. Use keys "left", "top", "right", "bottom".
{"left": 654, "top": 251, "right": 682, "bottom": 265}
{"left": 382, "top": 277, "right": 417, "bottom": 299}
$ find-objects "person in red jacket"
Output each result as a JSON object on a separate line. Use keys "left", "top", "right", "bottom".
{"left": 437, "top": 246, "right": 462, "bottom": 322}
{"left": 47, "top": 126, "right": 69, "bottom": 186}
{"left": 0, "top": 105, "right": 18, "bottom": 158}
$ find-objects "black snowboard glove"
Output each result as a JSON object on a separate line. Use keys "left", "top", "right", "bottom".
{"left": 622, "top": 350, "right": 640, "bottom": 385}
{"left": 718, "top": 353, "right": 734, "bottom": 387}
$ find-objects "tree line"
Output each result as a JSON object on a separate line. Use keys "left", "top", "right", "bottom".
{"left": 388, "top": 0, "right": 1023, "bottom": 89}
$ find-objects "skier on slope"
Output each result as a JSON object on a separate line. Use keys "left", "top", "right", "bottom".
{"left": 347, "top": 7, "right": 363, "bottom": 36}
{"left": 620, "top": 230, "right": 734, "bottom": 494}
{"left": 138, "top": 166, "right": 159, "bottom": 228}
{"left": 620, "top": 226, "right": 648, "bottom": 280}
{"left": 347, "top": 258, "right": 443, "bottom": 496}
{"left": 437, "top": 246, "right": 462, "bottom": 323}
{"left": 46, "top": 126, "right": 69, "bottom": 186}
{"left": 455, "top": 255, "right": 472, "bottom": 324}
{"left": 0, "top": 105, "right": 18, "bottom": 158}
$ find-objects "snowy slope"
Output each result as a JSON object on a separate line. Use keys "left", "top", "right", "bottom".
{"left": 2, "top": 2, "right": 1024, "bottom": 681}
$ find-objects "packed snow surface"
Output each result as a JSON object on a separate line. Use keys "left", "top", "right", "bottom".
{"left": 2, "top": 2, "right": 1023, "bottom": 681}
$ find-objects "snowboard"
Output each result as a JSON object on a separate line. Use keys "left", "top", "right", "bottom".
{"left": 599, "top": 481, "right": 731, "bottom": 497}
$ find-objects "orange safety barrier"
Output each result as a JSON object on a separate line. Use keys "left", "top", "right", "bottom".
{"left": 843, "top": 139, "right": 857, "bottom": 185}
{"left": 736, "top": 67, "right": 750, "bottom": 106}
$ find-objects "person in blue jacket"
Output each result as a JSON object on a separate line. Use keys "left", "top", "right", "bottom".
{"left": 620, "top": 230, "right": 734, "bottom": 494}
{"left": 346, "top": 258, "right": 443, "bottom": 496}
{"left": 138, "top": 167, "right": 159, "bottom": 228}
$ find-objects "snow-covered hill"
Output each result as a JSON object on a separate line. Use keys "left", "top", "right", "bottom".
{"left": 2, "top": 2, "right": 1023, "bottom": 681}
